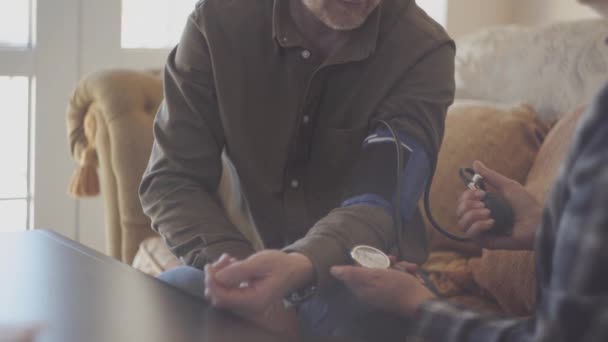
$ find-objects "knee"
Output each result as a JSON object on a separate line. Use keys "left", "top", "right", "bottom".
{"left": 158, "top": 266, "right": 206, "bottom": 299}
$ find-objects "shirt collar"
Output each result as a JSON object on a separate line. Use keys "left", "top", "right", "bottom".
{"left": 273, "top": 0, "right": 307, "bottom": 48}
{"left": 272, "top": 0, "right": 382, "bottom": 62}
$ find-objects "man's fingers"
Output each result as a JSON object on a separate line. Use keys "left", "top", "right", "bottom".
{"left": 330, "top": 266, "right": 352, "bottom": 280}
{"left": 204, "top": 255, "right": 237, "bottom": 289}
{"left": 392, "top": 261, "right": 418, "bottom": 273}
{"left": 456, "top": 199, "right": 486, "bottom": 218}
{"left": 458, "top": 189, "right": 485, "bottom": 203}
{"left": 458, "top": 208, "right": 491, "bottom": 232}
{"left": 331, "top": 267, "right": 375, "bottom": 296}
{"left": 205, "top": 272, "right": 260, "bottom": 309}
{"left": 473, "top": 161, "right": 516, "bottom": 192}
{"left": 476, "top": 235, "right": 512, "bottom": 250}
{"left": 214, "top": 258, "right": 263, "bottom": 287}
{"left": 204, "top": 264, "right": 219, "bottom": 291}
{"left": 206, "top": 280, "right": 247, "bottom": 308}
{"left": 204, "top": 264, "right": 215, "bottom": 280}
{"left": 211, "top": 254, "right": 233, "bottom": 272}
{"left": 466, "top": 219, "right": 495, "bottom": 238}
{"left": 331, "top": 266, "right": 360, "bottom": 282}
{"left": 331, "top": 266, "right": 377, "bottom": 286}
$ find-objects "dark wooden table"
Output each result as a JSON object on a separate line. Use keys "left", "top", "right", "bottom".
{"left": 0, "top": 230, "right": 346, "bottom": 342}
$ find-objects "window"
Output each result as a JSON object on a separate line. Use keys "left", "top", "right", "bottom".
{"left": 0, "top": 0, "right": 32, "bottom": 47}
{"left": 419, "top": 0, "right": 448, "bottom": 27}
{"left": 121, "top": 0, "right": 199, "bottom": 48}
{"left": 0, "top": 77, "right": 31, "bottom": 232}
{"left": 0, "top": 0, "right": 33, "bottom": 232}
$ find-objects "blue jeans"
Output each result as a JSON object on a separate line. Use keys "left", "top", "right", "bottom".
{"left": 159, "top": 266, "right": 411, "bottom": 341}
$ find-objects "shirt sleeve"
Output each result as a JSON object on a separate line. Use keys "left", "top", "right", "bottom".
{"left": 285, "top": 43, "right": 455, "bottom": 294}
{"left": 139, "top": 8, "right": 255, "bottom": 269}
{"left": 414, "top": 300, "right": 532, "bottom": 342}
{"left": 414, "top": 84, "right": 608, "bottom": 342}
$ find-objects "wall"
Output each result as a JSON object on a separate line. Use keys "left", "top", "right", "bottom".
{"left": 446, "top": 0, "right": 515, "bottom": 38}
{"left": 512, "top": 0, "right": 600, "bottom": 26}
{"left": 444, "top": 0, "right": 602, "bottom": 39}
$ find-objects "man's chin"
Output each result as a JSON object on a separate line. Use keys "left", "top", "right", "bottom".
{"left": 319, "top": 15, "right": 367, "bottom": 31}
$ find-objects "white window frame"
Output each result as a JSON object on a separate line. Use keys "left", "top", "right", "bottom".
{"left": 0, "top": 0, "right": 82, "bottom": 238}
{"left": 32, "top": 0, "right": 82, "bottom": 239}
{"left": 0, "top": 0, "right": 36, "bottom": 231}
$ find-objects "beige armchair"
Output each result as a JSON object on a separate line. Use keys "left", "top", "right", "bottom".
{"left": 66, "top": 69, "right": 262, "bottom": 270}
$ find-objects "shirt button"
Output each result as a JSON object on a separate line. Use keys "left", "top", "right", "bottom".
{"left": 302, "top": 115, "right": 310, "bottom": 124}
{"left": 300, "top": 49, "right": 311, "bottom": 59}
{"left": 290, "top": 179, "right": 300, "bottom": 188}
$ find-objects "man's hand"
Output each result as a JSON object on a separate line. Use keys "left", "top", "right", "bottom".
{"left": 456, "top": 160, "right": 543, "bottom": 250}
{"left": 331, "top": 264, "right": 435, "bottom": 317}
{"left": 209, "top": 250, "right": 314, "bottom": 305}
{"left": 204, "top": 251, "right": 313, "bottom": 335}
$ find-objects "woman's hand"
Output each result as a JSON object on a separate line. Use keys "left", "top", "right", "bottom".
{"left": 331, "top": 264, "right": 435, "bottom": 317}
{"left": 456, "top": 160, "right": 543, "bottom": 250}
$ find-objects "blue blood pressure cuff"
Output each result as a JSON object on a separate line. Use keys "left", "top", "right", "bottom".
{"left": 341, "top": 126, "right": 431, "bottom": 222}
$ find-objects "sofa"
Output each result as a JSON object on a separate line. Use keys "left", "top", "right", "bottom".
{"left": 66, "top": 19, "right": 608, "bottom": 315}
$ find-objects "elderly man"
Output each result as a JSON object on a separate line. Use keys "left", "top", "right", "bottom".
{"left": 140, "top": 0, "right": 454, "bottom": 337}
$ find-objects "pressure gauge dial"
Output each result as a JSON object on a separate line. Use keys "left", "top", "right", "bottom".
{"left": 350, "top": 245, "right": 391, "bottom": 269}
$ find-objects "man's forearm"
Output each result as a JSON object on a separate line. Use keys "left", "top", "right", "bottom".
{"left": 140, "top": 164, "right": 256, "bottom": 268}
{"left": 284, "top": 204, "right": 395, "bottom": 294}
{"left": 139, "top": 24, "right": 258, "bottom": 268}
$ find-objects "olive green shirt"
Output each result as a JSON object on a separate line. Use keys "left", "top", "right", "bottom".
{"left": 140, "top": 0, "right": 455, "bottom": 293}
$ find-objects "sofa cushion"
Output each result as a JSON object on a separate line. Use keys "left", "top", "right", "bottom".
{"left": 525, "top": 107, "right": 586, "bottom": 204}
{"left": 455, "top": 19, "right": 608, "bottom": 123}
{"left": 423, "top": 100, "right": 548, "bottom": 255}
{"left": 469, "top": 107, "right": 585, "bottom": 316}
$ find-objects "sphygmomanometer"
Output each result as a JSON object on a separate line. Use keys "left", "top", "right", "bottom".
{"left": 350, "top": 120, "right": 514, "bottom": 268}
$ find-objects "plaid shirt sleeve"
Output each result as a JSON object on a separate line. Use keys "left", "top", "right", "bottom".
{"left": 413, "top": 83, "right": 608, "bottom": 342}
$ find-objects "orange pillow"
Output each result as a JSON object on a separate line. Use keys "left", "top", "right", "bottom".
{"left": 423, "top": 101, "right": 548, "bottom": 255}
{"left": 525, "top": 106, "right": 586, "bottom": 204}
